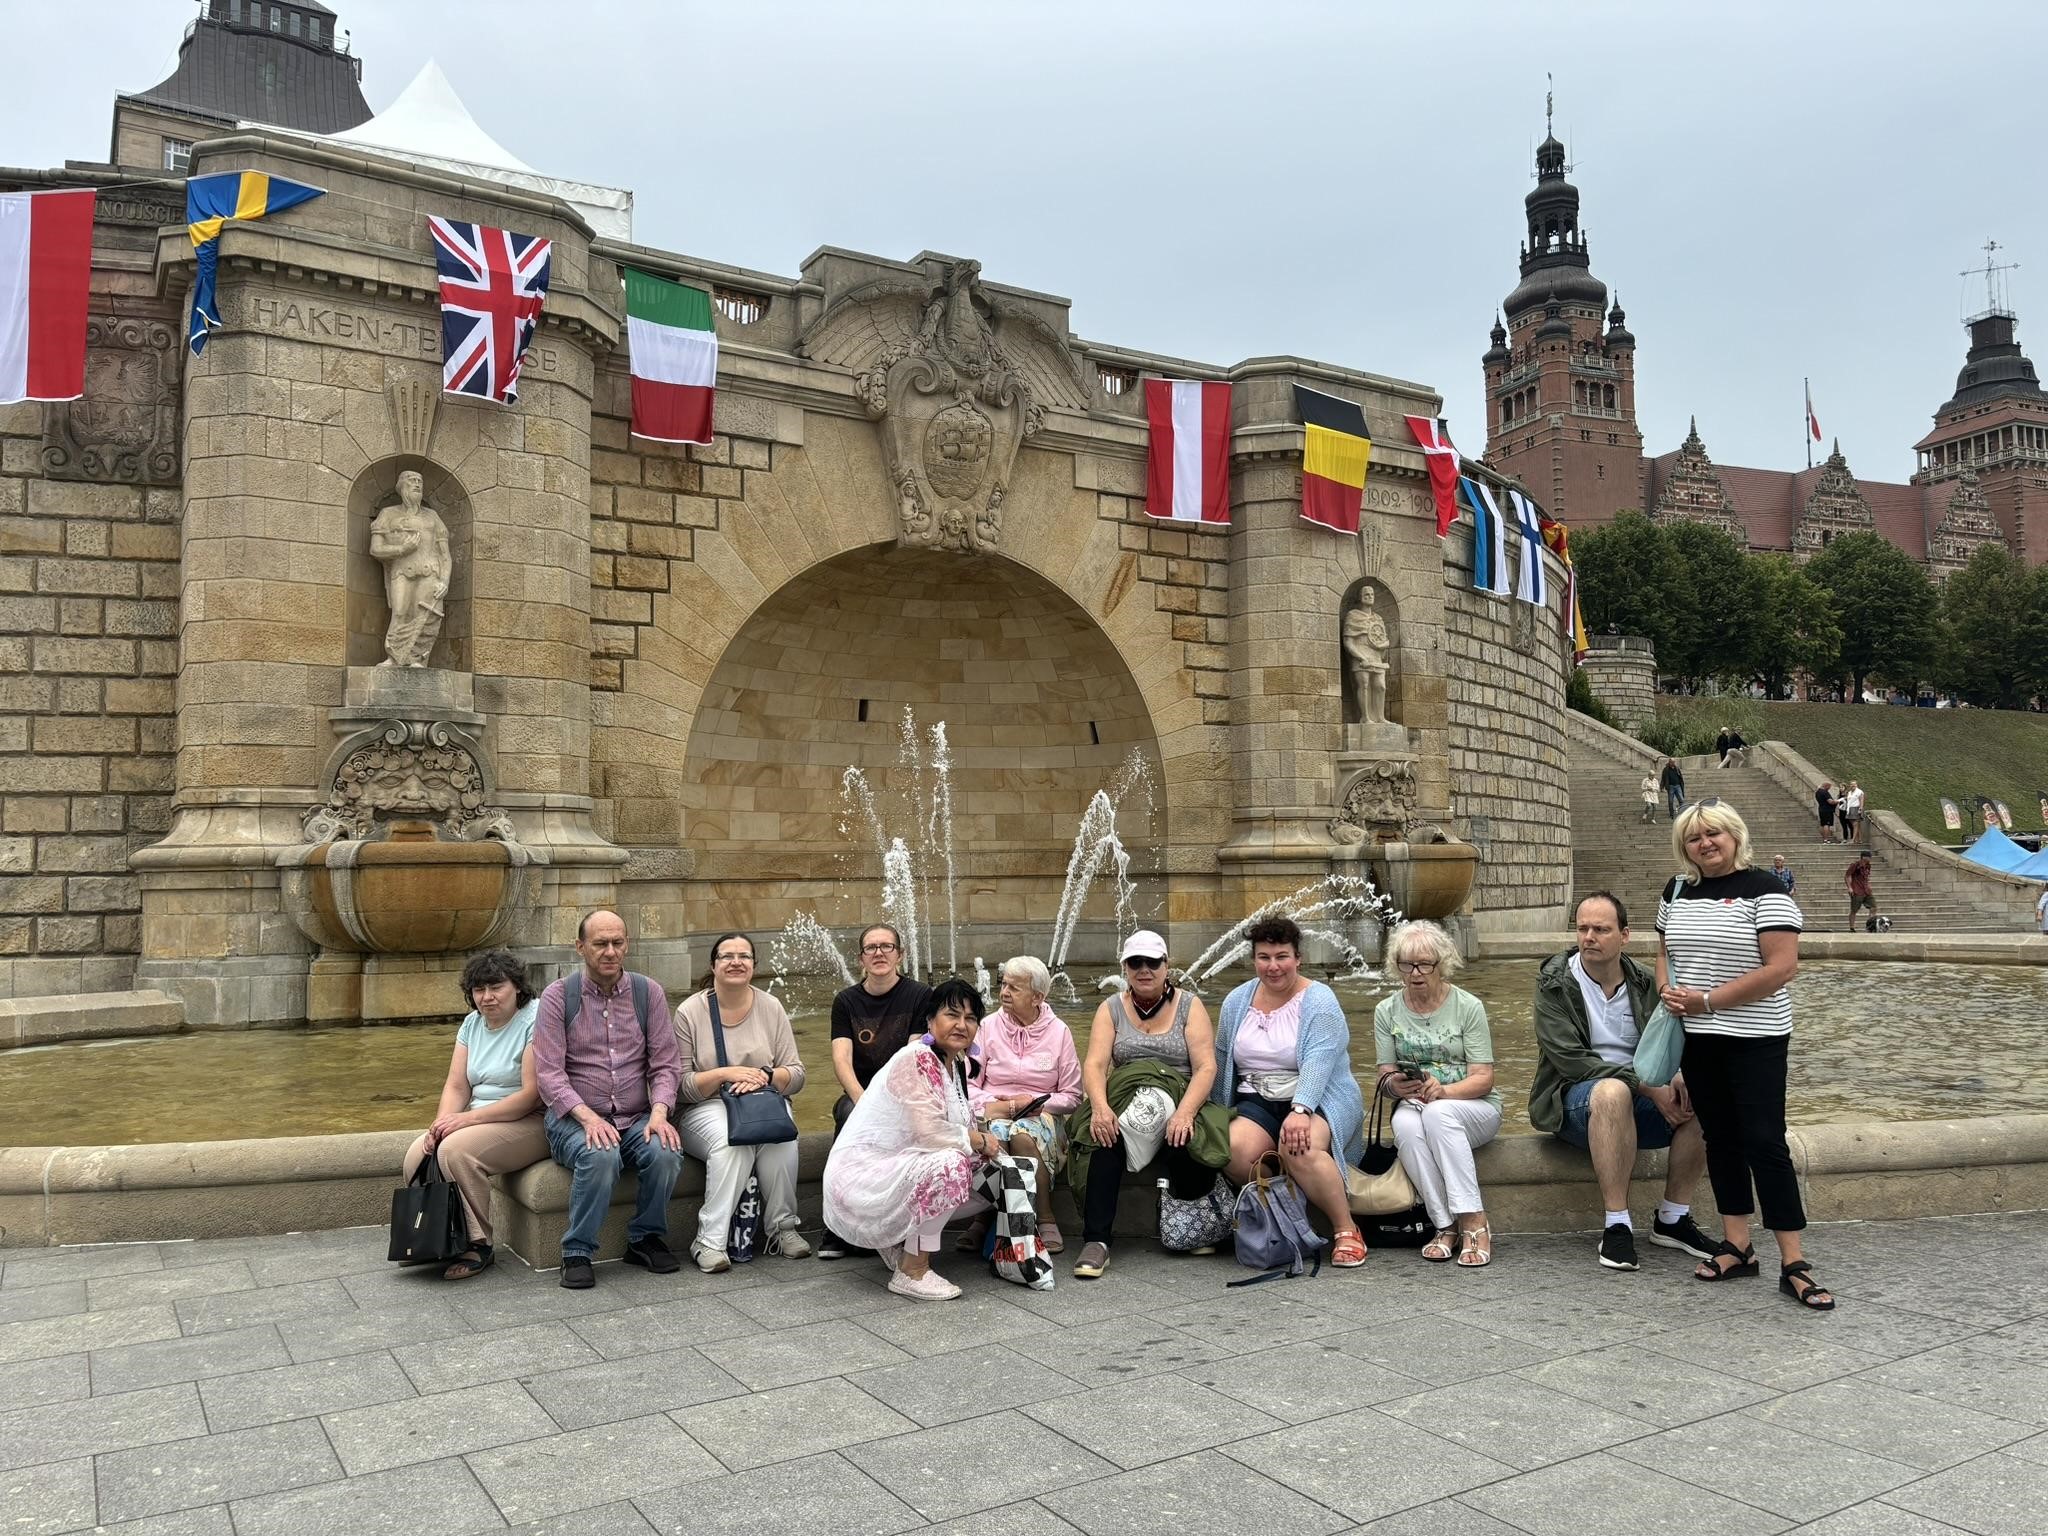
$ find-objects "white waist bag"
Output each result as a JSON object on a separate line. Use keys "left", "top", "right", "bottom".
{"left": 1116, "top": 1086, "right": 1177, "bottom": 1172}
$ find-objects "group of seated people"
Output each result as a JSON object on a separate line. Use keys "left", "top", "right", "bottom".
{"left": 408, "top": 804, "right": 1829, "bottom": 1311}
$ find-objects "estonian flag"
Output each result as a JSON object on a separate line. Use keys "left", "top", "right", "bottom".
{"left": 1294, "top": 385, "right": 1371, "bottom": 534}
{"left": 186, "top": 172, "right": 324, "bottom": 355}
{"left": 1462, "top": 477, "right": 1510, "bottom": 596}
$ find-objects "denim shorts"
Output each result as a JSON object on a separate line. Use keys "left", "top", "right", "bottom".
{"left": 1232, "top": 1093, "right": 1328, "bottom": 1139}
{"left": 1555, "top": 1077, "right": 1675, "bottom": 1152}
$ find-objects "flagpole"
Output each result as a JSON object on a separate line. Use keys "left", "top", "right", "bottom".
{"left": 1804, "top": 377, "right": 1813, "bottom": 470}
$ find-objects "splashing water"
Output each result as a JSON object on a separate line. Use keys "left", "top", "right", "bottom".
{"left": 1179, "top": 875, "right": 1403, "bottom": 993}
{"left": 766, "top": 912, "right": 856, "bottom": 991}
{"left": 881, "top": 838, "right": 920, "bottom": 982}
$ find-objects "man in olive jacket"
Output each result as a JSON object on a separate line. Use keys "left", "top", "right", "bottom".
{"left": 1530, "top": 892, "right": 1714, "bottom": 1271}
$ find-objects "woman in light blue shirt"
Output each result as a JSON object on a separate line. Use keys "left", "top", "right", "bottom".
{"left": 400, "top": 950, "right": 546, "bottom": 1278}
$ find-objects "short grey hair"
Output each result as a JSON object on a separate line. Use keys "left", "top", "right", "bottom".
{"left": 999, "top": 955, "right": 1051, "bottom": 998}
{"left": 1385, "top": 919, "right": 1461, "bottom": 977}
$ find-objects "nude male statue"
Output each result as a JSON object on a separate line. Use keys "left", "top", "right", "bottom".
{"left": 369, "top": 470, "right": 450, "bottom": 668}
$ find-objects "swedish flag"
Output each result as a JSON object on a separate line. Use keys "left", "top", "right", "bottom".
{"left": 186, "top": 172, "right": 324, "bottom": 355}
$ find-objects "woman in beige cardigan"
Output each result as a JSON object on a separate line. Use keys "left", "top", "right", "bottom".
{"left": 674, "top": 932, "right": 809, "bottom": 1272}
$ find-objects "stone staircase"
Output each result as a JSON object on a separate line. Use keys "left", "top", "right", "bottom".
{"left": 1567, "top": 714, "right": 2037, "bottom": 934}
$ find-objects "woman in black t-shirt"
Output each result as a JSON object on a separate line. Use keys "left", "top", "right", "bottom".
{"left": 818, "top": 923, "right": 932, "bottom": 1260}
{"left": 1656, "top": 800, "right": 1834, "bottom": 1311}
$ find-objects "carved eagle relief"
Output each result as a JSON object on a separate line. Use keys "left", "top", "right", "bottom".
{"left": 797, "top": 260, "right": 1091, "bottom": 553}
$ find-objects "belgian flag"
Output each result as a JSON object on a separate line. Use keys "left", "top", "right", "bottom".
{"left": 1295, "top": 385, "right": 1371, "bottom": 533}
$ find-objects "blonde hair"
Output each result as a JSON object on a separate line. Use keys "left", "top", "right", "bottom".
{"left": 1385, "top": 919, "right": 1461, "bottom": 977}
{"left": 1671, "top": 799, "right": 1755, "bottom": 882}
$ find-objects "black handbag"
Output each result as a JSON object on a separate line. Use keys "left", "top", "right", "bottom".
{"left": 387, "top": 1153, "right": 470, "bottom": 1264}
{"left": 1356, "top": 1205, "right": 1436, "bottom": 1249}
{"left": 709, "top": 991, "right": 798, "bottom": 1145}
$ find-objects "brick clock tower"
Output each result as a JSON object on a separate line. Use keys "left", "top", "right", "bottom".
{"left": 1481, "top": 128, "right": 1644, "bottom": 527}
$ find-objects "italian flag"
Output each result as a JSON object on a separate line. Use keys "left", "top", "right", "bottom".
{"left": 1143, "top": 378, "right": 1231, "bottom": 524}
{"left": 625, "top": 267, "right": 717, "bottom": 445}
{"left": 0, "top": 189, "right": 95, "bottom": 406}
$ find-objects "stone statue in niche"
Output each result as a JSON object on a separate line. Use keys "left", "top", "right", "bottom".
{"left": 1342, "top": 582, "right": 1393, "bottom": 725}
{"left": 369, "top": 470, "right": 451, "bottom": 668}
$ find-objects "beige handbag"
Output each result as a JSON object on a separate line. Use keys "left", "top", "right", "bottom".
{"left": 1344, "top": 1090, "right": 1418, "bottom": 1216}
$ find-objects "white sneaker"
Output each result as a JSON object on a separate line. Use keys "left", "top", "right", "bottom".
{"left": 887, "top": 1267, "right": 961, "bottom": 1301}
{"left": 770, "top": 1228, "right": 812, "bottom": 1260}
{"left": 693, "top": 1247, "right": 731, "bottom": 1274}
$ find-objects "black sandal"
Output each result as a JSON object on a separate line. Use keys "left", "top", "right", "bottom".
{"left": 1780, "top": 1260, "right": 1836, "bottom": 1310}
{"left": 1693, "top": 1240, "right": 1758, "bottom": 1281}
{"left": 443, "top": 1242, "right": 494, "bottom": 1281}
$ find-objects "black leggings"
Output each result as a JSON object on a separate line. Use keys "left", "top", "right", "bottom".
{"left": 1082, "top": 1137, "right": 1213, "bottom": 1246}
{"left": 1681, "top": 1031, "right": 1805, "bottom": 1232}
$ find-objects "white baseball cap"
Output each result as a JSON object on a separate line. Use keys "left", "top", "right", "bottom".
{"left": 1119, "top": 929, "right": 1169, "bottom": 962}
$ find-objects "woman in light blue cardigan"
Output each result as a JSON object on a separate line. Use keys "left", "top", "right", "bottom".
{"left": 1212, "top": 917, "right": 1368, "bottom": 1266}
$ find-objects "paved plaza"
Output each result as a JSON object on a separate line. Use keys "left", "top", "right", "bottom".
{"left": 2, "top": 1212, "right": 2046, "bottom": 1535}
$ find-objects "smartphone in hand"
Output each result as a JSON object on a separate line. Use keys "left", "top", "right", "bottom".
{"left": 1015, "top": 1092, "right": 1052, "bottom": 1118}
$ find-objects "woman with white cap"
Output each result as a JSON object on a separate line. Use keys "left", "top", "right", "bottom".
{"left": 1068, "top": 929, "right": 1219, "bottom": 1279}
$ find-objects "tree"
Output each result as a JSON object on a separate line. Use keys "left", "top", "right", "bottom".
{"left": 1662, "top": 520, "right": 1752, "bottom": 685}
{"left": 1573, "top": 512, "right": 1699, "bottom": 679}
{"left": 1942, "top": 544, "right": 2036, "bottom": 707}
{"left": 1743, "top": 553, "right": 1842, "bottom": 696}
{"left": 1803, "top": 532, "right": 1939, "bottom": 700}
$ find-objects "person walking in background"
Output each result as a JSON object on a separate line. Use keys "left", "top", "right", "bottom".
{"left": 1842, "top": 781, "right": 1866, "bottom": 845}
{"left": 1660, "top": 757, "right": 1686, "bottom": 821}
{"left": 1845, "top": 851, "right": 1879, "bottom": 931}
{"left": 1770, "top": 854, "right": 1796, "bottom": 897}
{"left": 1815, "top": 781, "right": 1838, "bottom": 844}
{"left": 1640, "top": 770, "right": 1659, "bottom": 824}
{"left": 1715, "top": 727, "right": 1748, "bottom": 768}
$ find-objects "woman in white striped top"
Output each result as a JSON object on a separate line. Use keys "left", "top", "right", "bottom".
{"left": 1656, "top": 800, "right": 1835, "bottom": 1311}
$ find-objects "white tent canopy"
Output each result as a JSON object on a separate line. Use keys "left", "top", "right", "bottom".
{"left": 258, "top": 60, "right": 632, "bottom": 240}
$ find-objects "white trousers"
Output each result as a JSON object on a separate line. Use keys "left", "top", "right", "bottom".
{"left": 1391, "top": 1098, "right": 1503, "bottom": 1229}
{"left": 678, "top": 1100, "right": 801, "bottom": 1256}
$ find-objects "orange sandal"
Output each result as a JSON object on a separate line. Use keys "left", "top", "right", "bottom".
{"left": 1330, "top": 1229, "right": 1368, "bottom": 1268}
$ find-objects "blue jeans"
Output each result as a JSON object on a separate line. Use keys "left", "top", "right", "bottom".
{"left": 1666, "top": 785, "right": 1685, "bottom": 819}
{"left": 1555, "top": 1077, "right": 1676, "bottom": 1152}
{"left": 545, "top": 1108, "right": 685, "bottom": 1260}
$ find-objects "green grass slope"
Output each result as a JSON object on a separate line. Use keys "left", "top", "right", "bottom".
{"left": 1653, "top": 697, "right": 2048, "bottom": 842}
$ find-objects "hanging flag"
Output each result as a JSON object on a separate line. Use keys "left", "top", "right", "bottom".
{"left": 1462, "top": 477, "right": 1510, "bottom": 596}
{"left": 0, "top": 189, "right": 94, "bottom": 405}
{"left": 625, "top": 267, "right": 718, "bottom": 444}
{"left": 428, "top": 217, "right": 552, "bottom": 404}
{"left": 1295, "top": 385, "right": 1371, "bottom": 534}
{"left": 1805, "top": 380, "right": 1822, "bottom": 442}
{"left": 186, "top": 172, "right": 323, "bottom": 355}
{"left": 1144, "top": 378, "right": 1231, "bottom": 524}
{"left": 1508, "top": 487, "right": 1547, "bottom": 607}
{"left": 1405, "top": 415, "right": 1461, "bottom": 536}
{"left": 1539, "top": 510, "right": 1591, "bottom": 661}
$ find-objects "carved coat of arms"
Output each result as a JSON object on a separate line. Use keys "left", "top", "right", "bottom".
{"left": 798, "top": 258, "right": 1090, "bottom": 553}
{"left": 41, "top": 317, "right": 182, "bottom": 485}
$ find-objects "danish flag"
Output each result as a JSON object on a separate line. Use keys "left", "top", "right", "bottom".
{"left": 428, "top": 217, "right": 552, "bottom": 404}
{"left": 1404, "top": 415, "right": 1463, "bottom": 536}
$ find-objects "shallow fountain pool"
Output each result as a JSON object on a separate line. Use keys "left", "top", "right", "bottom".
{"left": 3, "top": 959, "right": 2041, "bottom": 1148}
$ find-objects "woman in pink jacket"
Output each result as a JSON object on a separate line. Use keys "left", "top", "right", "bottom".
{"left": 961, "top": 954, "right": 1083, "bottom": 1253}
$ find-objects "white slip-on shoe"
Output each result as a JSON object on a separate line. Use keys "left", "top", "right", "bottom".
{"left": 887, "top": 1267, "right": 961, "bottom": 1301}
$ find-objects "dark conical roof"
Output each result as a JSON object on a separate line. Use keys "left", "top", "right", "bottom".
{"left": 1939, "top": 311, "right": 2046, "bottom": 413}
{"left": 123, "top": 3, "right": 370, "bottom": 133}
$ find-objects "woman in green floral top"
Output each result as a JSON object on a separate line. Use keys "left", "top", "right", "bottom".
{"left": 1373, "top": 920, "right": 1501, "bottom": 1266}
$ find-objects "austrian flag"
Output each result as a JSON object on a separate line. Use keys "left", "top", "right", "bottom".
{"left": 1144, "top": 378, "right": 1231, "bottom": 524}
{"left": 0, "top": 189, "right": 95, "bottom": 406}
{"left": 429, "top": 217, "right": 551, "bottom": 404}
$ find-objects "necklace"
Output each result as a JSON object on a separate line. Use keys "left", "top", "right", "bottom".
{"left": 1130, "top": 983, "right": 1174, "bottom": 1022}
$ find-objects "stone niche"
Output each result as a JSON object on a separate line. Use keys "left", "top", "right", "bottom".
{"left": 346, "top": 456, "right": 473, "bottom": 672}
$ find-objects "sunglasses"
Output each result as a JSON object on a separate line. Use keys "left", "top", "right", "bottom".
{"left": 1122, "top": 956, "right": 1165, "bottom": 971}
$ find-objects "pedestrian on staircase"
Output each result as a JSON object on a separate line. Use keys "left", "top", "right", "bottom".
{"left": 1845, "top": 852, "right": 1879, "bottom": 931}
{"left": 1841, "top": 782, "right": 1866, "bottom": 845}
{"left": 1640, "top": 771, "right": 1659, "bottom": 824}
{"left": 1660, "top": 758, "right": 1686, "bottom": 821}
{"left": 1816, "top": 781, "right": 1838, "bottom": 843}
{"left": 1770, "top": 854, "right": 1796, "bottom": 897}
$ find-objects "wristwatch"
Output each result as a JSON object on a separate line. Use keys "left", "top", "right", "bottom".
{"left": 1290, "top": 1103, "right": 1311, "bottom": 1117}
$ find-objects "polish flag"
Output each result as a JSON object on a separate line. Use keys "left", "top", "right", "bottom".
{"left": 0, "top": 190, "right": 95, "bottom": 406}
{"left": 1806, "top": 381, "right": 1822, "bottom": 442}
{"left": 1144, "top": 378, "right": 1232, "bottom": 524}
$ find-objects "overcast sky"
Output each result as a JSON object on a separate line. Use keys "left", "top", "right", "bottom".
{"left": 10, "top": 1, "right": 2046, "bottom": 488}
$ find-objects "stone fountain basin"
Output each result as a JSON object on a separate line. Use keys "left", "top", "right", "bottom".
{"left": 1359, "top": 839, "right": 1479, "bottom": 920}
{"left": 280, "top": 821, "right": 534, "bottom": 955}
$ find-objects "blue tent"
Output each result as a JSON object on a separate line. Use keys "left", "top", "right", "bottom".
{"left": 2010, "top": 846, "right": 2048, "bottom": 881}
{"left": 1962, "top": 824, "right": 2034, "bottom": 873}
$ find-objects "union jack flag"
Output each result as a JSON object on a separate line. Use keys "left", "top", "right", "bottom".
{"left": 428, "top": 217, "right": 552, "bottom": 404}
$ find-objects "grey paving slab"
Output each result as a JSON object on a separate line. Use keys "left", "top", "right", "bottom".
{"left": 0, "top": 1278, "right": 87, "bottom": 1325}
{"left": 997, "top": 1267, "right": 1193, "bottom": 1323}
{"left": 1330, "top": 1315, "right": 1560, "bottom": 1384}
{"left": 1609, "top": 1413, "right": 1922, "bottom": 1522}
{"left": 630, "top": 1449, "right": 922, "bottom": 1536}
{"left": 1441, "top": 1281, "right": 1710, "bottom": 1353}
{"left": 248, "top": 1238, "right": 402, "bottom": 1290}
{"left": 78, "top": 1507, "right": 236, "bottom": 1536}
{"left": 392, "top": 1319, "right": 600, "bottom": 1395}
{"left": 228, "top": 1456, "right": 506, "bottom": 1536}
{"left": 1864, "top": 1338, "right": 2048, "bottom": 1429}
{"left": 1142, "top": 1292, "right": 1353, "bottom": 1352}
{"left": 1882, "top": 1451, "right": 2048, "bottom": 1535}
{"left": 0, "top": 1382, "right": 202, "bottom": 1471}
{"left": 197, "top": 1350, "right": 419, "bottom": 1433}
{"left": 503, "top": 1498, "right": 659, "bottom": 1536}
{"left": 846, "top": 1342, "right": 1084, "bottom": 1427}
{"left": 1037, "top": 1447, "right": 1351, "bottom": 1536}
{"left": 911, "top": 1502, "right": 1084, "bottom": 1536}
{"left": 88, "top": 1325, "right": 287, "bottom": 1396}
{"left": 852, "top": 1287, "right": 1055, "bottom": 1358}
{"left": 522, "top": 1345, "right": 746, "bottom": 1432}
{"left": 445, "top": 1265, "right": 697, "bottom": 1330}
{"left": 0, "top": 1455, "right": 96, "bottom": 1536}
{"left": 0, "top": 1352, "right": 89, "bottom": 1412}
{"left": 1755, "top": 1295, "right": 1978, "bottom": 1363}
{"left": 464, "top": 1411, "right": 723, "bottom": 1523}
{"left": 1999, "top": 1428, "right": 2048, "bottom": 1466}
{"left": 1460, "top": 1452, "right": 1794, "bottom": 1535}
{"left": 322, "top": 1377, "right": 558, "bottom": 1476}
{"left": 720, "top": 1273, "right": 897, "bottom": 1329}
{"left": 1007, "top": 1315, "right": 1223, "bottom": 1387}
{"left": 1349, "top": 1501, "right": 1537, "bottom": 1536}
{"left": 172, "top": 1279, "right": 355, "bottom": 1338}
{"left": 1219, "top": 1408, "right": 1518, "bottom": 1524}
{"left": 1179, "top": 1337, "right": 1427, "bottom": 1424}
{"left": 0, "top": 1304, "right": 180, "bottom": 1366}
{"left": 1746, "top": 1378, "right": 2036, "bottom": 1470}
{"left": 158, "top": 1233, "right": 320, "bottom": 1269}
{"left": 854, "top": 1409, "right": 1115, "bottom": 1521}
{"left": 558, "top": 1294, "right": 754, "bottom": 1357}
{"left": 670, "top": 1376, "right": 916, "bottom": 1472}
{"left": 1021, "top": 1374, "right": 1283, "bottom": 1469}
{"left": 697, "top": 1317, "right": 913, "bottom": 1392}
{"left": 1375, "top": 1373, "right": 1660, "bottom": 1470}
{"left": 1511, "top": 1342, "right": 1775, "bottom": 1427}
{"left": 93, "top": 1417, "right": 343, "bottom": 1524}
{"left": 273, "top": 1297, "right": 473, "bottom": 1364}
{"left": 2, "top": 1244, "right": 163, "bottom": 1290}
{"left": 1791, "top": 1505, "right": 1974, "bottom": 1534}
{"left": 86, "top": 1262, "right": 256, "bottom": 1314}
{"left": 1637, "top": 1314, "right": 1891, "bottom": 1391}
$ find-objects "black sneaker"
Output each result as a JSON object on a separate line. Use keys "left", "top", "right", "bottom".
{"left": 1650, "top": 1213, "right": 1718, "bottom": 1260}
{"left": 1598, "top": 1222, "right": 1639, "bottom": 1271}
{"left": 559, "top": 1255, "right": 595, "bottom": 1289}
{"left": 623, "top": 1235, "right": 681, "bottom": 1274}
{"left": 816, "top": 1232, "right": 849, "bottom": 1261}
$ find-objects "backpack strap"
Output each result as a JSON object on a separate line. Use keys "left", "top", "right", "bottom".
{"left": 563, "top": 971, "right": 582, "bottom": 1030}
{"left": 631, "top": 972, "right": 652, "bottom": 1041}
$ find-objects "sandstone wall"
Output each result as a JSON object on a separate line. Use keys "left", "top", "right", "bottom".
{"left": 1580, "top": 638, "right": 1657, "bottom": 731}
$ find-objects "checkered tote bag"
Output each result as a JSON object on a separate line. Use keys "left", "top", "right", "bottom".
{"left": 972, "top": 1153, "right": 1054, "bottom": 1290}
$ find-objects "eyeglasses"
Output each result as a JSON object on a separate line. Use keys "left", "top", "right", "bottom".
{"left": 714, "top": 952, "right": 754, "bottom": 965}
{"left": 1398, "top": 959, "right": 1439, "bottom": 974}
{"left": 1122, "top": 957, "right": 1164, "bottom": 971}
{"left": 861, "top": 942, "right": 899, "bottom": 955}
